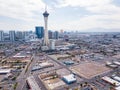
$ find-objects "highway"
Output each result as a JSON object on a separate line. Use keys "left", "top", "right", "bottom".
{"left": 16, "top": 54, "right": 36, "bottom": 90}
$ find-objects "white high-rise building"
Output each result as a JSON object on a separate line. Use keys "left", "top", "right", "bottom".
{"left": 0, "top": 31, "right": 4, "bottom": 41}
{"left": 9, "top": 31, "right": 15, "bottom": 41}
{"left": 43, "top": 9, "right": 49, "bottom": 46}
{"left": 50, "top": 40, "right": 55, "bottom": 50}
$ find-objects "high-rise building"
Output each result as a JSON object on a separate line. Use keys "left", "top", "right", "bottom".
{"left": 54, "top": 31, "right": 59, "bottom": 39}
{"left": 0, "top": 31, "right": 4, "bottom": 42}
{"left": 35, "top": 26, "right": 44, "bottom": 39}
{"left": 50, "top": 40, "right": 55, "bottom": 50}
{"left": 16, "top": 31, "right": 23, "bottom": 40}
{"left": 9, "top": 31, "right": 15, "bottom": 41}
{"left": 3, "top": 33, "right": 9, "bottom": 41}
{"left": 43, "top": 8, "right": 49, "bottom": 46}
{"left": 48, "top": 30, "right": 53, "bottom": 39}
{"left": 64, "top": 35, "right": 69, "bottom": 41}
{"left": 23, "top": 31, "right": 29, "bottom": 40}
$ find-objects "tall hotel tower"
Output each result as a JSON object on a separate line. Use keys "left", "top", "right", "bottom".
{"left": 43, "top": 8, "right": 49, "bottom": 46}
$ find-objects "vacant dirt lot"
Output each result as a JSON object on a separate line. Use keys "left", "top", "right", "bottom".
{"left": 70, "top": 61, "right": 111, "bottom": 79}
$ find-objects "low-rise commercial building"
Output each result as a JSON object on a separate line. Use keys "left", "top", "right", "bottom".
{"left": 0, "top": 69, "right": 11, "bottom": 74}
{"left": 62, "top": 74, "right": 76, "bottom": 84}
{"left": 26, "top": 76, "right": 41, "bottom": 90}
{"left": 102, "top": 76, "right": 120, "bottom": 86}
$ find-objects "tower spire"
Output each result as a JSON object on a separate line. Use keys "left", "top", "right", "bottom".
{"left": 45, "top": 5, "right": 47, "bottom": 11}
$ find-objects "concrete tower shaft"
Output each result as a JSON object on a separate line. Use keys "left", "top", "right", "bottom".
{"left": 43, "top": 10, "right": 49, "bottom": 46}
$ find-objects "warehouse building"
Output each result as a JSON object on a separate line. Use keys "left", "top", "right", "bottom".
{"left": 62, "top": 74, "right": 76, "bottom": 84}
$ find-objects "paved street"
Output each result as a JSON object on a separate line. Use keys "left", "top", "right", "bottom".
{"left": 16, "top": 54, "right": 36, "bottom": 90}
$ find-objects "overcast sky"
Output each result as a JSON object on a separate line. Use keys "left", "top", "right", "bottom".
{"left": 0, "top": 0, "right": 120, "bottom": 32}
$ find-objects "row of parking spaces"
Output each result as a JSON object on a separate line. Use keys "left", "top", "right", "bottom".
{"left": 91, "top": 78, "right": 112, "bottom": 90}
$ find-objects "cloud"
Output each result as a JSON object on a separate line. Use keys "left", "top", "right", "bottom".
{"left": 0, "top": 0, "right": 54, "bottom": 30}
{"left": 87, "top": 4, "right": 120, "bottom": 14}
{"left": 56, "top": 0, "right": 112, "bottom": 7}
{"left": 0, "top": 0, "right": 120, "bottom": 32}
{"left": 52, "top": 0, "right": 120, "bottom": 31}
{"left": 0, "top": 0, "right": 46, "bottom": 21}
{"left": 50, "top": 14, "right": 120, "bottom": 31}
{"left": 56, "top": 0, "right": 120, "bottom": 14}
{"left": 0, "top": 21, "right": 38, "bottom": 31}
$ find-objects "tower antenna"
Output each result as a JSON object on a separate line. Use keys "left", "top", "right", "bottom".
{"left": 45, "top": 5, "right": 47, "bottom": 11}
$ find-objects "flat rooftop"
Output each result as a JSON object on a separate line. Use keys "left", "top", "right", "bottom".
{"left": 112, "top": 54, "right": 120, "bottom": 59}
{"left": 27, "top": 76, "right": 41, "bottom": 90}
{"left": 39, "top": 71, "right": 66, "bottom": 90}
{"left": 70, "top": 61, "right": 111, "bottom": 79}
{"left": 56, "top": 68, "right": 71, "bottom": 76}
{"left": 44, "top": 78, "right": 65, "bottom": 90}
{"left": 0, "top": 75, "right": 4, "bottom": 81}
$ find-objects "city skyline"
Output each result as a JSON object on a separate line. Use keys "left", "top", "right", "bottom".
{"left": 0, "top": 0, "right": 120, "bottom": 32}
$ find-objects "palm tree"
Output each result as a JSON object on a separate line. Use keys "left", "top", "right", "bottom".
{"left": 80, "top": 83, "right": 83, "bottom": 87}
{"left": 74, "top": 88, "right": 79, "bottom": 90}
{"left": 109, "top": 86, "right": 114, "bottom": 90}
{"left": 85, "top": 82, "right": 88, "bottom": 86}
